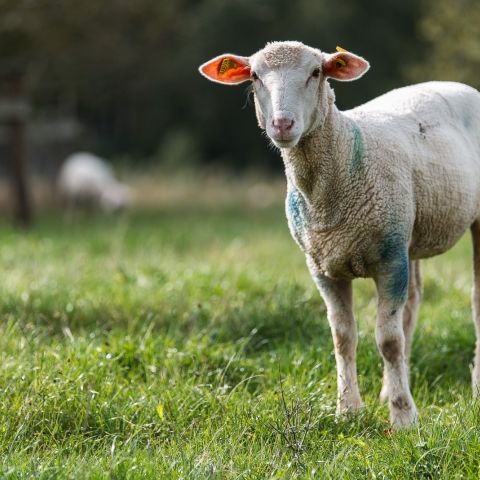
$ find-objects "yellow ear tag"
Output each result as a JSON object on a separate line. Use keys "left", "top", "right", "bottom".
{"left": 219, "top": 57, "right": 238, "bottom": 75}
{"left": 336, "top": 46, "right": 348, "bottom": 52}
{"left": 335, "top": 58, "right": 347, "bottom": 68}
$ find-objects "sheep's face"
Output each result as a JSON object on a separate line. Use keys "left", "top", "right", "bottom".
{"left": 199, "top": 41, "right": 369, "bottom": 149}
{"left": 249, "top": 43, "right": 325, "bottom": 148}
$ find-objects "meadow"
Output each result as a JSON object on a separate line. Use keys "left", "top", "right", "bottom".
{"left": 1, "top": 178, "right": 479, "bottom": 479}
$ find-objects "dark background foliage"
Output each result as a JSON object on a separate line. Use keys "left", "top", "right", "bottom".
{"left": 0, "top": 0, "right": 478, "bottom": 170}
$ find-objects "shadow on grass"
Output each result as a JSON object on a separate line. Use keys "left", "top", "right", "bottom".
{"left": 0, "top": 281, "right": 331, "bottom": 349}
{"left": 2, "top": 282, "right": 475, "bottom": 392}
{"left": 410, "top": 323, "right": 474, "bottom": 393}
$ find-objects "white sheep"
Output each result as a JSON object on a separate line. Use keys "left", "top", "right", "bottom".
{"left": 199, "top": 41, "right": 480, "bottom": 428}
{"left": 57, "top": 152, "right": 132, "bottom": 213}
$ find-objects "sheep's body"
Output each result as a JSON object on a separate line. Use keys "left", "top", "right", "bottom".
{"left": 58, "top": 152, "right": 132, "bottom": 212}
{"left": 199, "top": 41, "right": 480, "bottom": 428}
{"left": 355, "top": 81, "right": 480, "bottom": 261}
{"left": 286, "top": 81, "right": 480, "bottom": 281}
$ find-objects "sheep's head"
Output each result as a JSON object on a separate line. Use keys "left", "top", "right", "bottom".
{"left": 199, "top": 41, "right": 369, "bottom": 149}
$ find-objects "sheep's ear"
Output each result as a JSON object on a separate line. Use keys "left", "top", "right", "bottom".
{"left": 322, "top": 51, "right": 370, "bottom": 81}
{"left": 199, "top": 54, "right": 251, "bottom": 85}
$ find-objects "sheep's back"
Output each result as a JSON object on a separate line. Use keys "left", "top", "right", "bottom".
{"left": 348, "top": 81, "right": 480, "bottom": 259}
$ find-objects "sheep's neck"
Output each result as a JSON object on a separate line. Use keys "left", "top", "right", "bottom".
{"left": 281, "top": 104, "right": 359, "bottom": 231}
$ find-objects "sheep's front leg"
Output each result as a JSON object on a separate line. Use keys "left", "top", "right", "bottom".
{"left": 313, "top": 274, "right": 363, "bottom": 413}
{"left": 380, "top": 259, "right": 422, "bottom": 403}
{"left": 375, "top": 253, "right": 418, "bottom": 428}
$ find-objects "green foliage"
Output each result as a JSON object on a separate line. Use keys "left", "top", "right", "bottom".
{"left": 409, "top": 0, "right": 480, "bottom": 88}
{"left": 0, "top": 202, "right": 480, "bottom": 477}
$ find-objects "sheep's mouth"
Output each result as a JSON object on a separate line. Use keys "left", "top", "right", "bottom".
{"left": 270, "top": 135, "right": 300, "bottom": 149}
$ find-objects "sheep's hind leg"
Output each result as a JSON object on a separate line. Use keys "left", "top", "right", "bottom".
{"left": 313, "top": 274, "right": 363, "bottom": 413}
{"left": 470, "top": 221, "right": 480, "bottom": 396}
{"left": 380, "top": 260, "right": 421, "bottom": 403}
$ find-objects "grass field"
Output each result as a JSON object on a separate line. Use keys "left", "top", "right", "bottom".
{"left": 1, "top": 190, "right": 479, "bottom": 478}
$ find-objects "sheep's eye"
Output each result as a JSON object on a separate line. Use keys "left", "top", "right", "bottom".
{"left": 251, "top": 71, "right": 259, "bottom": 81}
{"left": 312, "top": 67, "right": 321, "bottom": 78}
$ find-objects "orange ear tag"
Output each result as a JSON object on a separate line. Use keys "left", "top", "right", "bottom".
{"left": 217, "top": 57, "right": 249, "bottom": 81}
{"left": 219, "top": 57, "right": 237, "bottom": 74}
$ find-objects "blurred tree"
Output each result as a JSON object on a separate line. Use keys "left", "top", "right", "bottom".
{"left": 408, "top": 0, "right": 480, "bottom": 88}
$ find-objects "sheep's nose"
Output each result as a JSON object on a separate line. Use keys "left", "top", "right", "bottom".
{"left": 272, "top": 117, "right": 295, "bottom": 135}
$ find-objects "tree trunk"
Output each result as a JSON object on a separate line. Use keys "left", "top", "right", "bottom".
{"left": 8, "top": 116, "right": 32, "bottom": 227}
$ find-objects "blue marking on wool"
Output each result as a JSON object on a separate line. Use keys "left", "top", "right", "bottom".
{"left": 379, "top": 231, "right": 404, "bottom": 262}
{"left": 286, "top": 188, "right": 309, "bottom": 247}
{"left": 388, "top": 253, "right": 409, "bottom": 303}
{"left": 350, "top": 123, "right": 364, "bottom": 174}
{"left": 380, "top": 231, "right": 409, "bottom": 303}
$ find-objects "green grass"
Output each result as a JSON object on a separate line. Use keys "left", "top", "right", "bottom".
{"left": 1, "top": 204, "right": 479, "bottom": 479}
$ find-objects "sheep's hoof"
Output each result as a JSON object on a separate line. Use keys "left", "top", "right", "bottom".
{"left": 336, "top": 397, "right": 364, "bottom": 416}
{"left": 390, "top": 398, "right": 418, "bottom": 429}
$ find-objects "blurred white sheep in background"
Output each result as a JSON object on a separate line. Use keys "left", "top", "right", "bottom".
{"left": 57, "top": 152, "right": 132, "bottom": 213}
